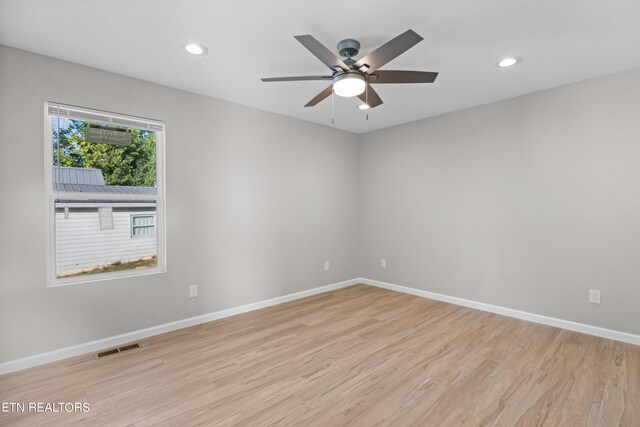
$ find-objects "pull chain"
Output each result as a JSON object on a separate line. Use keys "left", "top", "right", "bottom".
{"left": 365, "top": 84, "right": 369, "bottom": 121}
{"left": 331, "top": 87, "right": 335, "bottom": 124}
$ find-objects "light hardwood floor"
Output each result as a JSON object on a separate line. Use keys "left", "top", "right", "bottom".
{"left": 1, "top": 284, "right": 639, "bottom": 426}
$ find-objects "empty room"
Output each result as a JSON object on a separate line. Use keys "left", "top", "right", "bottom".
{"left": 1, "top": 0, "right": 639, "bottom": 425}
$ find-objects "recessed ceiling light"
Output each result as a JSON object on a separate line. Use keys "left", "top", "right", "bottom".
{"left": 358, "top": 103, "right": 370, "bottom": 110}
{"left": 184, "top": 43, "right": 208, "bottom": 56}
{"left": 497, "top": 57, "right": 522, "bottom": 68}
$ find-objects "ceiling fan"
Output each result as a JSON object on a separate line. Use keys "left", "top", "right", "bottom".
{"left": 261, "top": 29, "right": 438, "bottom": 109}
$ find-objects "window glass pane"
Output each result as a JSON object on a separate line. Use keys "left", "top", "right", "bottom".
{"left": 131, "top": 215, "right": 155, "bottom": 238}
{"left": 132, "top": 215, "right": 154, "bottom": 226}
{"left": 49, "top": 109, "right": 161, "bottom": 281}
{"left": 133, "top": 226, "right": 153, "bottom": 237}
{"left": 52, "top": 117, "right": 157, "bottom": 190}
{"left": 55, "top": 205, "right": 157, "bottom": 279}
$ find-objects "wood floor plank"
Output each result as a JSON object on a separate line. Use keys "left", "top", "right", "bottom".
{"left": 1, "top": 284, "right": 638, "bottom": 426}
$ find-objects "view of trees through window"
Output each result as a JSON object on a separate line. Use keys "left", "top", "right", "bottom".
{"left": 53, "top": 119, "right": 156, "bottom": 187}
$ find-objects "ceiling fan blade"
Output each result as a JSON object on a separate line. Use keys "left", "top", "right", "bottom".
{"left": 354, "top": 30, "right": 423, "bottom": 73}
{"left": 261, "top": 75, "right": 332, "bottom": 82}
{"left": 294, "top": 35, "right": 350, "bottom": 72}
{"left": 368, "top": 70, "right": 438, "bottom": 84}
{"left": 357, "top": 84, "right": 383, "bottom": 108}
{"left": 304, "top": 85, "right": 333, "bottom": 107}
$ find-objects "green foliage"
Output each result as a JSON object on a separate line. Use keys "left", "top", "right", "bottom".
{"left": 52, "top": 119, "right": 156, "bottom": 187}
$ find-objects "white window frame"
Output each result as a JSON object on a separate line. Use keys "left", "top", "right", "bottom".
{"left": 131, "top": 214, "right": 156, "bottom": 238}
{"left": 44, "top": 102, "right": 166, "bottom": 286}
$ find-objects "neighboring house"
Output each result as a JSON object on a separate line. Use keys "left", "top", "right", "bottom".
{"left": 54, "top": 166, "right": 157, "bottom": 277}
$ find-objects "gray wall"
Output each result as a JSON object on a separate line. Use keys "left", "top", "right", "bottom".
{"left": 2, "top": 44, "right": 640, "bottom": 364}
{"left": 359, "top": 67, "right": 640, "bottom": 335}
{"left": 0, "top": 46, "right": 359, "bottom": 363}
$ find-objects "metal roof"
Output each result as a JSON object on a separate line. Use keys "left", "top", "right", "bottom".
{"left": 53, "top": 166, "right": 156, "bottom": 195}
{"left": 53, "top": 166, "right": 104, "bottom": 185}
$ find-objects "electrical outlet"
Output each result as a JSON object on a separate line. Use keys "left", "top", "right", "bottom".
{"left": 589, "top": 289, "right": 601, "bottom": 304}
{"left": 324, "top": 261, "right": 330, "bottom": 271}
{"left": 189, "top": 284, "right": 198, "bottom": 298}
{"left": 381, "top": 259, "right": 387, "bottom": 268}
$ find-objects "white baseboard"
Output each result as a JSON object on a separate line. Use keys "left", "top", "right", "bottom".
{"left": 4, "top": 277, "right": 638, "bottom": 376}
{"left": 359, "top": 277, "right": 640, "bottom": 347}
{"left": 0, "top": 278, "right": 360, "bottom": 376}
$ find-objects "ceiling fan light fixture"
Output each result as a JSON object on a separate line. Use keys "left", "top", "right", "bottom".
{"left": 333, "top": 73, "right": 366, "bottom": 97}
{"left": 184, "top": 43, "right": 208, "bottom": 56}
{"left": 358, "top": 103, "right": 370, "bottom": 110}
{"left": 497, "top": 56, "right": 521, "bottom": 68}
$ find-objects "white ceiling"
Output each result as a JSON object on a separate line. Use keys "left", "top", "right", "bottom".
{"left": 1, "top": 0, "right": 640, "bottom": 134}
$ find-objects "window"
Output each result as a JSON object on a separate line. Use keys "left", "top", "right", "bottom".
{"left": 45, "top": 103, "right": 165, "bottom": 286}
{"left": 131, "top": 214, "right": 155, "bottom": 237}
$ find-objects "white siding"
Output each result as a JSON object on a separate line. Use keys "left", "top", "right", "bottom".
{"left": 55, "top": 209, "right": 156, "bottom": 276}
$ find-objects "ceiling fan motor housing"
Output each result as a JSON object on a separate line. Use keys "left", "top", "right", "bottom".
{"left": 338, "top": 39, "right": 360, "bottom": 58}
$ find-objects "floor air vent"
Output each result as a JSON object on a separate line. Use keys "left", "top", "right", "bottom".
{"left": 119, "top": 343, "right": 140, "bottom": 352}
{"left": 97, "top": 348, "right": 119, "bottom": 358}
{"left": 97, "top": 343, "right": 140, "bottom": 358}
